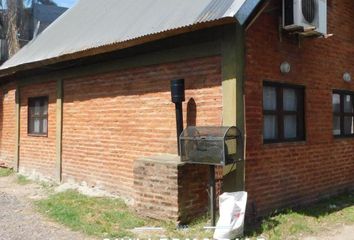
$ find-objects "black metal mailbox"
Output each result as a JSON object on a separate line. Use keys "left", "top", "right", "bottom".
{"left": 180, "top": 126, "right": 239, "bottom": 166}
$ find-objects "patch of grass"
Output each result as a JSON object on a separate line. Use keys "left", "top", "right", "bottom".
{"left": 0, "top": 167, "right": 13, "bottom": 177}
{"left": 34, "top": 187, "right": 354, "bottom": 239}
{"left": 246, "top": 192, "right": 354, "bottom": 240}
{"left": 16, "top": 175, "right": 31, "bottom": 185}
{"left": 36, "top": 190, "right": 213, "bottom": 239}
{"left": 36, "top": 190, "right": 146, "bottom": 238}
{"left": 160, "top": 216, "right": 213, "bottom": 239}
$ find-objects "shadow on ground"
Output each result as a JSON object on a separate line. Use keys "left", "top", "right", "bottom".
{"left": 245, "top": 191, "right": 354, "bottom": 237}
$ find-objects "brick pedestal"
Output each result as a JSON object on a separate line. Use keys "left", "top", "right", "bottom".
{"left": 133, "top": 154, "right": 209, "bottom": 223}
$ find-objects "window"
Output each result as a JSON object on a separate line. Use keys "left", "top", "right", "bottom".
{"left": 333, "top": 91, "right": 354, "bottom": 137}
{"left": 263, "top": 82, "right": 305, "bottom": 143}
{"left": 28, "top": 96, "right": 48, "bottom": 135}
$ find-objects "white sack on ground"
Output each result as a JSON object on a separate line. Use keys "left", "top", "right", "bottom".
{"left": 213, "top": 191, "right": 248, "bottom": 240}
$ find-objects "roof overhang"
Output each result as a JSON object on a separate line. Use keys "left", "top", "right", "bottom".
{"left": 0, "top": 0, "right": 264, "bottom": 79}
{"left": 0, "top": 18, "right": 236, "bottom": 78}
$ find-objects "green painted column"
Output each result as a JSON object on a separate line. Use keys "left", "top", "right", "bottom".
{"left": 221, "top": 23, "right": 246, "bottom": 192}
{"left": 14, "top": 86, "right": 20, "bottom": 172}
{"left": 55, "top": 79, "right": 63, "bottom": 182}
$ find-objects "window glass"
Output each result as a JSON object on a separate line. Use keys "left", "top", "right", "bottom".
{"left": 34, "top": 101, "right": 41, "bottom": 115}
{"left": 284, "top": 115, "right": 297, "bottom": 139}
{"left": 344, "top": 116, "right": 354, "bottom": 135}
{"left": 34, "top": 118, "right": 40, "bottom": 133}
{"left": 43, "top": 118, "right": 48, "bottom": 133}
{"left": 333, "top": 116, "right": 341, "bottom": 136}
{"left": 344, "top": 95, "right": 353, "bottom": 113}
{"left": 333, "top": 91, "right": 354, "bottom": 137}
{"left": 283, "top": 88, "right": 297, "bottom": 111}
{"left": 263, "top": 82, "right": 304, "bottom": 143}
{"left": 263, "top": 86, "right": 276, "bottom": 111}
{"left": 263, "top": 115, "right": 277, "bottom": 140}
{"left": 332, "top": 94, "right": 340, "bottom": 113}
{"left": 28, "top": 97, "right": 48, "bottom": 135}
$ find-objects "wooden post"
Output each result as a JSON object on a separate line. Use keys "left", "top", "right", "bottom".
{"left": 14, "top": 86, "right": 20, "bottom": 172}
{"left": 55, "top": 79, "right": 63, "bottom": 182}
{"left": 221, "top": 23, "right": 246, "bottom": 192}
{"left": 209, "top": 165, "right": 216, "bottom": 226}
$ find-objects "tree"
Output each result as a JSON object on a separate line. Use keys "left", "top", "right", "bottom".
{"left": 5, "top": 0, "right": 23, "bottom": 57}
{"left": 0, "top": 0, "right": 57, "bottom": 58}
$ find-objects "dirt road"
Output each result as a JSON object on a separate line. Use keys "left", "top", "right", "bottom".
{"left": 0, "top": 174, "right": 93, "bottom": 240}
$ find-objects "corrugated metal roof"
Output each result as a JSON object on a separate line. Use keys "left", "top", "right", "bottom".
{"left": 0, "top": 0, "right": 259, "bottom": 74}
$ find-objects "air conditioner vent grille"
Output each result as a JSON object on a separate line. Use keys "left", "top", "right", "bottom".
{"left": 302, "top": 0, "right": 316, "bottom": 23}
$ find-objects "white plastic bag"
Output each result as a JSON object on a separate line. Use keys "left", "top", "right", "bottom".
{"left": 213, "top": 191, "right": 248, "bottom": 240}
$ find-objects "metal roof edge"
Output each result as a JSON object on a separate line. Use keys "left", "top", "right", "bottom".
{"left": 235, "top": 0, "right": 263, "bottom": 25}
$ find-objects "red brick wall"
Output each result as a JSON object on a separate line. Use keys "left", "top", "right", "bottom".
{"left": 19, "top": 81, "right": 57, "bottom": 178}
{"left": 178, "top": 163, "right": 210, "bottom": 222}
{"left": 134, "top": 155, "right": 209, "bottom": 223}
{"left": 245, "top": 0, "right": 354, "bottom": 216}
{"left": 62, "top": 56, "right": 222, "bottom": 198}
{"left": 0, "top": 83, "right": 16, "bottom": 167}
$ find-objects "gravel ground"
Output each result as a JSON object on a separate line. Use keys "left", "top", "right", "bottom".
{"left": 0, "top": 174, "right": 94, "bottom": 240}
{"left": 304, "top": 225, "right": 354, "bottom": 240}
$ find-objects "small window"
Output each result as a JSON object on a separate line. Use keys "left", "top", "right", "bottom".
{"left": 28, "top": 96, "right": 48, "bottom": 135}
{"left": 333, "top": 91, "right": 354, "bottom": 137}
{"left": 263, "top": 82, "right": 305, "bottom": 143}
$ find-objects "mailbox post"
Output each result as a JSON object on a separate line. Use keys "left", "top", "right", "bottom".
{"left": 170, "top": 79, "right": 185, "bottom": 155}
{"left": 179, "top": 126, "right": 240, "bottom": 226}
{"left": 209, "top": 165, "right": 216, "bottom": 226}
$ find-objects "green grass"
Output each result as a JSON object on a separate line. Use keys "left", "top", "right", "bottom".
{"left": 246, "top": 192, "right": 354, "bottom": 240}
{"left": 36, "top": 190, "right": 214, "bottom": 239}
{"left": 159, "top": 216, "right": 213, "bottom": 239}
{"left": 36, "top": 190, "right": 146, "bottom": 238}
{"left": 16, "top": 175, "right": 32, "bottom": 185}
{"left": 0, "top": 167, "right": 13, "bottom": 177}
{"left": 34, "top": 186, "right": 354, "bottom": 239}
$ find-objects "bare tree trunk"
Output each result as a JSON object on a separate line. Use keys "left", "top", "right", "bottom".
{"left": 6, "top": 0, "right": 22, "bottom": 57}
{"left": 0, "top": 0, "right": 56, "bottom": 59}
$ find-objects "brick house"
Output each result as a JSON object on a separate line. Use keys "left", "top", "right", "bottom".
{"left": 0, "top": 0, "right": 353, "bottom": 222}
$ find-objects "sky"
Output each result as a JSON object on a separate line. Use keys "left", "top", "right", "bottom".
{"left": 1, "top": 0, "right": 78, "bottom": 9}
{"left": 53, "top": 0, "right": 77, "bottom": 8}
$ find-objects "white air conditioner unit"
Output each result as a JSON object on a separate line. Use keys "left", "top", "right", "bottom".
{"left": 283, "top": 0, "right": 327, "bottom": 36}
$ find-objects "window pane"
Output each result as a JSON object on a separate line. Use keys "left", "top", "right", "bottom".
{"left": 284, "top": 115, "right": 297, "bottom": 139}
{"left": 333, "top": 116, "right": 341, "bottom": 136}
{"left": 283, "top": 88, "right": 297, "bottom": 111}
{"left": 34, "top": 118, "right": 40, "bottom": 133}
{"left": 42, "top": 118, "right": 48, "bottom": 134}
{"left": 43, "top": 98, "right": 48, "bottom": 115}
{"left": 263, "top": 86, "right": 276, "bottom": 110}
{"left": 34, "top": 100, "right": 41, "bottom": 116}
{"left": 264, "top": 115, "right": 277, "bottom": 140}
{"left": 344, "top": 95, "right": 353, "bottom": 113}
{"left": 332, "top": 94, "right": 340, "bottom": 113}
{"left": 344, "top": 116, "right": 354, "bottom": 135}
{"left": 28, "top": 97, "right": 48, "bottom": 135}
